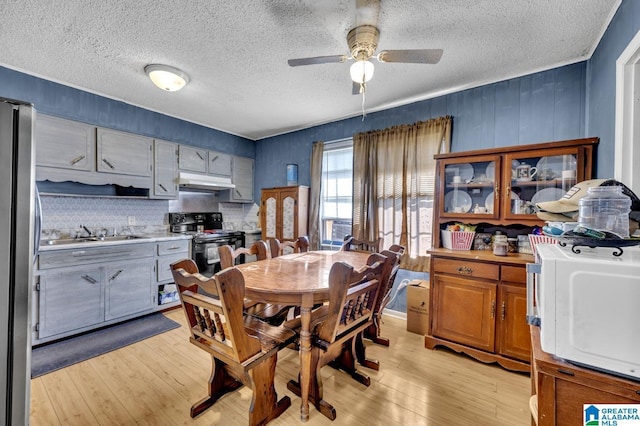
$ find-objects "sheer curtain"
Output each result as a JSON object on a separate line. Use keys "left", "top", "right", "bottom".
{"left": 352, "top": 116, "right": 452, "bottom": 271}
{"left": 308, "top": 141, "right": 324, "bottom": 250}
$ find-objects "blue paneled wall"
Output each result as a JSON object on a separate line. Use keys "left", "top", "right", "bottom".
{"left": 255, "top": 63, "right": 587, "bottom": 192}
{"left": 0, "top": 66, "right": 255, "bottom": 157}
{"left": 587, "top": 0, "right": 640, "bottom": 179}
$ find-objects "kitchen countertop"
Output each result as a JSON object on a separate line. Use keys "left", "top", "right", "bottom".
{"left": 38, "top": 231, "right": 191, "bottom": 252}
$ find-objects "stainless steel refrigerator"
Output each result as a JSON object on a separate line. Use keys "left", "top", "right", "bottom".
{"left": 0, "top": 98, "right": 37, "bottom": 425}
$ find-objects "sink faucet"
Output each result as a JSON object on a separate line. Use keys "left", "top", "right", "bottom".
{"left": 80, "top": 225, "right": 93, "bottom": 237}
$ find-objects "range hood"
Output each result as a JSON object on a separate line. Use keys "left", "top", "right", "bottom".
{"left": 178, "top": 172, "right": 235, "bottom": 191}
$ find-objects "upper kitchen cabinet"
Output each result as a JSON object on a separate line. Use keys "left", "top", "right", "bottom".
{"left": 151, "top": 139, "right": 179, "bottom": 199}
{"left": 178, "top": 145, "right": 207, "bottom": 173}
{"left": 432, "top": 137, "right": 598, "bottom": 247}
{"left": 207, "top": 150, "right": 232, "bottom": 177}
{"left": 35, "top": 114, "right": 96, "bottom": 171}
{"left": 219, "top": 156, "right": 254, "bottom": 203}
{"left": 96, "top": 128, "right": 153, "bottom": 177}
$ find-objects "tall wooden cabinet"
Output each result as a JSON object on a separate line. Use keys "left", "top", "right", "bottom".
{"left": 260, "top": 185, "right": 309, "bottom": 242}
{"left": 427, "top": 138, "right": 598, "bottom": 372}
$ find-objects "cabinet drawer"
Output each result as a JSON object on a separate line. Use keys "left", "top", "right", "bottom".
{"left": 501, "top": 265, "right": 526, "bottom": 283}
{"left": 157, "top": 254, "right": 187, "bottom": 282}
{"left": 39, "top": 243, "right": 155, "bottom": 269}
{"left": 432, "top": 258, "right": 498, "bottom": 280}
{"left": 157, "top": 240, "right": 189, "bottom": 256}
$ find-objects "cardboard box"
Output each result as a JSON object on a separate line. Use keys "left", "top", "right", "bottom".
{"left": 406, "top": 280, "right": 430, "bottom": 334}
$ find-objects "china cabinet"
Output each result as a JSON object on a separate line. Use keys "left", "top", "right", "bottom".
{"left": 426, "top": 250, "right": 531, "bottom": 372}
{"left": 432, "top": 137, "right": 598, "bottom": 248}
{"left": 426, "top": 137, "right": 598, "bottom": 372}
{"left": 260, "top": 185, "right": 309, "bottom": 242}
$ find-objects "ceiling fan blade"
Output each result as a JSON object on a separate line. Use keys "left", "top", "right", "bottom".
{"left": 287, "top": 55, "right": 348, "bottom": 67}
{"left": 378, "top": 49, "right": 443, "bottom": 64}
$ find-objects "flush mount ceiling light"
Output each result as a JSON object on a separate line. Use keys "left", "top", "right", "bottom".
{"left": 144, "top": 64, "right": 190, "bottom": 91}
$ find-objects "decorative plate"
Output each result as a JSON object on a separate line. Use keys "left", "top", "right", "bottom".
{"left": 444, "top": 190, "right": 472, "bottom": 213}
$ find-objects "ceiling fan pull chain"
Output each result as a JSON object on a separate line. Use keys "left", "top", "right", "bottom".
{"left": 361, "top": 86, "right": 367, "bottom": 121}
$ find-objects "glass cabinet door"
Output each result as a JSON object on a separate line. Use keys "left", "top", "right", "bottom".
{"left": 503, "top": 148, "right": 580, "bottom": 220}
{"left": 439, "top": 155, "right": 501, "bottom": 219}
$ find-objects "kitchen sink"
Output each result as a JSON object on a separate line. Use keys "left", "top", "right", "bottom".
{"left": 90, "top": 235, "right": 145, "bottom": 242}
{"left": 41, "top": 235, "right": 145, "bottom": 246}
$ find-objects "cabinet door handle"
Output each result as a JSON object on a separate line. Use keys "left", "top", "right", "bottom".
{"left": 102, "top": 158, "right": 115, "bottom": 169}
{"left": 70, "top": 155, "right": 85, "bottom": 165}
{"left": 109, "top": 270, "right": 123, "bottom": 281}
{"left": 501, "top": 301, "right": 506, "bottom": 320}
{"left": 235, "top": 189, "right": 242, "bottom": 198}
{"left": 491, "top": 300, "right": 496, "bottom": 319}
{"left": 196, "top": 152, "right": 204, "bottom": 160}
{"left": 210, "top": 155, "right": 218, "bottom": 163}
{"left": 81, "top": 274, "right": 98, "bottom": 284}
{"left": 158, "top": 183, "right": 167, "bottom": 192}
{"left": 456, "top": 266, "right": 473, "bottom": 275}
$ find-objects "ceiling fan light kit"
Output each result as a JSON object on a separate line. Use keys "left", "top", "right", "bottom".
{"left": 350, "top": 58, "right": 375, "bottom": 83}
{"left": 144, "top": 64, "right": 190, "bottom": 91}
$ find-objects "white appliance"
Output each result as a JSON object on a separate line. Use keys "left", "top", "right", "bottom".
{"left": 527, "top": 243, "right": 640, "bottom": 380}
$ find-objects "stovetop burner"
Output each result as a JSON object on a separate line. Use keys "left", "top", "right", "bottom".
{"left": 168, "top": 212, "right": 244, "bottom": 237}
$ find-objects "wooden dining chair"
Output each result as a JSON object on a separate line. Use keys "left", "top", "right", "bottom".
{"left": 218, "top": 241, "right": 291, "bottom": 326}
{"left": 170, "top": 259, "right": 296, "bottom": 426}
{"left": 364, "top": 244, "right": 405, "bottom": 346}
{"left": 285, "top": 252, "right": 391, "bottom": 420}
{"left": 268, "top": 236, "right": 310, "bottom": 258}
{"left": 340, "top": 235, "right": 383, "bottom": 253}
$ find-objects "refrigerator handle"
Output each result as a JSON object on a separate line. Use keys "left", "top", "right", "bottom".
{"left": 526, "top": 262, "right": 541, "bottom": 326}
{"left": 33, "top": 185, "right": 42, "bottom": 263}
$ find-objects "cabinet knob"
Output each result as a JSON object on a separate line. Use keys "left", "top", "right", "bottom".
{"left": 456, "top": 266, "right": 473, "bottom": 275}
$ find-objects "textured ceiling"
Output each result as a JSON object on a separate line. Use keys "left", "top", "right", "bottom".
{"left": 0, "top": 1, "right": 620, "bottom": 140}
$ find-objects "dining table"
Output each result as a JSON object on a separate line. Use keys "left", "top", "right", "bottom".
{"left": 233, "top": 249, "right": 371, "bottom": 422}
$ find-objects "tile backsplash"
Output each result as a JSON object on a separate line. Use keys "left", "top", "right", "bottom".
{"left": 41, "top": 196, "right": 169, "bottom": 234}
{"left": 41, "top": 194, "right": 261, "bottom": 236}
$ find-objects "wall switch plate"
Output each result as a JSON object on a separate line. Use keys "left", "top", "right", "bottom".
{"left": 127, "top": 216, "right": 136, "bottom": 225}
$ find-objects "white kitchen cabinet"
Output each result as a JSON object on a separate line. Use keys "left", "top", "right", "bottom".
{"left": 37, "top": 266, "right": 104, "bottom": 339}
{"left": 105, "top": 260, "right": 154, "bottom": 320}
{"left": 35, "top": 114, "right": 96, "bottom": 171}
{"left": 154, "top": 239, "right": 189, "bottom": 309}
{"left": 178, "top": 145, "right": 207, "bottom": 173}
{"left": 152, "top": 139, "right": 179, "bottom": 199}
{"left": 219, "top": 156, "right": 254, "bottom": 203}
{"left": 35, "top": 242, "right": 156, "bottom": 344}
{"left": 96, "top": 128, "right": 153, "bottom": 177}
{"left": 208, "top": 150, "right": 232, "bottom": 177}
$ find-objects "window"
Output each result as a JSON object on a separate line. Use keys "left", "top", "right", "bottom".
{"left": 320, "top": 140, "right": 353, "bottom": 248}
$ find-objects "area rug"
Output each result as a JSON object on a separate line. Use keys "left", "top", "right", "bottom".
{"left": 31, "top": 313, "right": 180, "bottom": 378}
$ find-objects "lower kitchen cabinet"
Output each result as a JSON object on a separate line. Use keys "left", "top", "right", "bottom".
{"left": 37, "top": 266, "right": 104, "bottom": 339}
{"left": 426, "top": 249, "right": 532, "bottom": 372}
{"left": 34, "top": 239, "right": 189, "bottom": 345}
{"left": 105, "top": 260, "right": 154, "bottom": 321}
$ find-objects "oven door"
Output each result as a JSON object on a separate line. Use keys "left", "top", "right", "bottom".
{"left": 193, "top": 238, "right": 230, "bottom": 277}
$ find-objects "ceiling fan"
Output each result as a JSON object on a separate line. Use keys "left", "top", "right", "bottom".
{"left": 287, "top": 0, "right": 443, "bottom": 94}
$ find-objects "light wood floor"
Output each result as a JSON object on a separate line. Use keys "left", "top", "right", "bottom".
{"left": 30, "top": 310, "right": 532, "bottom": 425}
